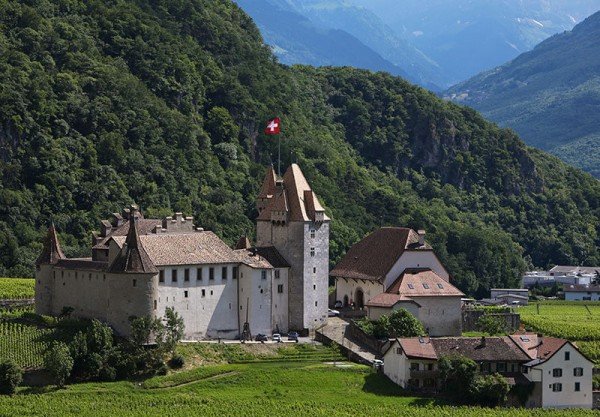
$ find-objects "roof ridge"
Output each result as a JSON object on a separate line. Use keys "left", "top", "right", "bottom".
{"left": 108, "top": 215, "right": 158, "bottom": 274}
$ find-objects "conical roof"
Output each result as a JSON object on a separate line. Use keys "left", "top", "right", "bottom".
{"left": 108, "top": 215, "right": 158, "bottom": 274}
{"left": 258, "top": 165, "right": 277, "bottom": 199}
{"left": 36, "top": 224, "right": 66, "bottom": 265}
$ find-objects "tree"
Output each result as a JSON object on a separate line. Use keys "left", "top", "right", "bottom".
{"left": 438, "top": 355, "right": 478, "bottom": 400}
{"left": 387, "top": 309, "right": 424, "bottom": 337}
{"left": 476, "top": 314, "right": 507, "bottom": 336}
{"left": 0, "top": 360, "right": 22, "bottom": 395}
{"left": 163, "top": 307, "right": 185, "bottom": 357}
{"left": 129, "top": 316, "right": 164, "bottom": 347}
{"left": 472, "top": 373, "right": 510, "bottom": 407}
{"left": 44, "top": 342, "right": 74, "bottom": 388}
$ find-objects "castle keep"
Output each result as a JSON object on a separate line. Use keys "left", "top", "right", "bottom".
{"left": 35, "top": 164, "right": 330, "bottom": 339}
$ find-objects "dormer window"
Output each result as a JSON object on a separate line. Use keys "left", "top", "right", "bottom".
{"left": 423, "top": 283, "right": 430, "bottom": 289}
{"left": 408, "top": 284, "right": 414, "bottom": 289}
{"left": 437, "top": 283, "right": 443, "bottom": 289}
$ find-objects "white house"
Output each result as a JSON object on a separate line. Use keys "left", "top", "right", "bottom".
{"left": 563, "top": 284, "right": 600, "bottom": 301}
{"left": 382, "top": 333, "right": 594, "bottom": 409}
{"left": 330, "top": 228, "right": 464, "bottom": 336}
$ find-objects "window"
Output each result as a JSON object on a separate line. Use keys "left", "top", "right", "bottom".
{"left": 552, "top": 383, "right": 562, "bottom": 392}
{"left": 410, "top": 363, "right": 419, "bottom": 371}
{"left": 172, "top": 269, "right": 178, "bottom": 282}
{"left": 310, "top": 229, "right": 315, "bottom": 238}
{"left": 574, "top": 367, "right": 584, "bottom": 377}
{"left": 184, "top": 291, "right": 188, "bottom": 298}
{"left": 422, "top": 283, "right": 430, "bottom": 289}
{"left": 437, "top": 283, "right": 444, "bottom": 289}
{"left": 313, "top": 267, "right": 316, "bottom": 274}
{"left": 197, "top": 268, "right": 202, "bottom": 281}
{"left": 209, "top": 267, "right": 214, "bottom": 280}
{"left": 184, "top": 269, "right": 190, "bottom": 282}
{"left": 310, "top": 247, "right": 315, "bottom": 257}
{"left": 132, "top": 279, "right": 137, "bottom": 287}
{"left": 408, "top": 284, "right": 414, "bottom": 289}
{"left": 427, "top": 363, "right": 434, "bottom": 371}
{"left": 222, "top": 266, "right": 228, "bottom": 280}
{"left": 201, "top": 289, "right": 206, "bottom": 297}
{"left": 575, "top": 382, "right": 581, "bottom": 392}
{"left": 210, "top": 290, "right": 213, "bottom": 296}
{"left": 261, "top": 271, "right": 267, "bottom": 280}
{"left": 233, "top": 266, "right": 238, "bottom": 280}
{"left": 278, "top": 284, "right": 284, "bottom": 294}
{"left": 496, "top": 362, "right": 506, "bottom": 372}
{"left": 552, "top": 368, "right": 562, "bottom": 378}
{"left": 153, "top": 300, "right": 157, "bottom": 310}
{"left": 396, "top": 348, "right": 402, "bottom": 354}
{"left": 159, "top": 270, "right": 164, "bottom": 283}
{"left": 565, "top": 351, "right": 570, "bottom": 361}
{"left": 315, "top": 301, "right": 318, "bottom": 307}
{"left": 274, "top": 270, "right": 280, "bottom": 279}
{"left": 313, "top": 284, "right": 316, "bottom": 290}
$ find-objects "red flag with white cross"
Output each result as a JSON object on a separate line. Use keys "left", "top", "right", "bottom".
{"left": 264, "top": 117, "right": 281, "bottom": 135}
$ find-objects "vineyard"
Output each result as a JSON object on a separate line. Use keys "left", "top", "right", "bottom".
{"left": 0, "top": 278, "right": 35, "bottom": 300}
{"left": 520, "top": 302, "right": 600, "bottom": 362}
{"left": 0, "top": 321, "right": 50, "bottom": 368}
{"left": 0, "top": 362, "right": 597, "bottom": 416}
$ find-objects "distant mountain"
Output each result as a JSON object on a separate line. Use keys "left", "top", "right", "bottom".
{"left": 234, "top": 0, "right": 444, "bottom": 90}
{"left": 350, "top": 0, "right": 599, "bottom": 85}
{"left": 446, "top": 11, "right": 600, "bottom": 177}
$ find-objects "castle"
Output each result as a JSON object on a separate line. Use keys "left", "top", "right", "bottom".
{"left": 35, "top": 164, "right": 330, "bottom": 339}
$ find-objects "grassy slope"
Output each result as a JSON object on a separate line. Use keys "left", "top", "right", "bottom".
{"left": 0, "top": 362, "right": 597, "bottom": 416}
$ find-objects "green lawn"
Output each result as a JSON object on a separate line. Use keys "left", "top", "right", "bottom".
{"left": 520, "top": 302, "right": 600, "bottom": 362}
{"left": 0, "top": 278, "right": 35, "bottom": 300}
{"left": 0, "top": 362, "right": 596, "bottom": 416}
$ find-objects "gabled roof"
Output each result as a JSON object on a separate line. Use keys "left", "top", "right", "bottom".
{"left": 329, "top": 228, "right": 430, "bottom": 282}
{"left": 36, "top": 224, "right": 66, "bottom": 265}
{"left": 430, "top": 337, "right": 530, "bottom": 362}
{"left": 257, "top": 164, "right": 329, "bottom": 223}
{"left": 386, "top": 269, "right": 464, "bottom": 297}
{"left": 108, "top": 216, "right": 158, "bottom": 274}
{"left": 253, "top": 247, "right": 290, "bottom": 268}
{"left": 365, "top": 293, "right": 421, "bottom": 308}
{"left": 92, "top": 218, "right": 162, "bottom": 250}
{"left": 508, "top": 333, "right": 569, "bottom": 362}
{"left": 397, "top": 338, "right": 437, "bottom": 360}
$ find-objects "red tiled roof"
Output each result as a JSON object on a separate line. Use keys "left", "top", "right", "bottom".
{"left": 93, "top": 218, "right": 162, "bottom": 249}
{"left": 365, "top": 293, "right": 420, "bottom": 308}
{"left": 108, "top": 215, "right": 158, "bottom": 274}
{"left": 430, "top": 336, "right": 530, "bottom": 362}
{"left": 397, "top": 338, "right": 437, "bottom": 360}
{"left": 36, "top": 225, "right": 66, "bottom": 265}
{"left": 330, "top": 228, "right": 430, "bottom": 282}
{"left": 387, "top": 269, "right": 464, "bottom": 297}
{"left": 258, "top": 166, "right": 277, "bottom": 199}
{"left": 508, "top": 333, "right": 568, "bottom": 361}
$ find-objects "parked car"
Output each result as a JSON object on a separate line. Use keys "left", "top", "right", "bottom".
{"left": 334, "top": 300, "right": 343, "bottom": 308}
{"left": 372, "top": 359, "right": 384, "bottom": 370}
{"left": 328, "top": 309, "right": 340, "bottom": 317}
{"left": 272, "top": 333, "right": 282, "bottom": 343}
{"left": 287, "top": 331, "right": 299, "bottom": 342}
{"left": 255, "top": 334, "right": 268, "bottom": 342}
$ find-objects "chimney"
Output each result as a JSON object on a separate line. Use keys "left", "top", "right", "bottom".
{"left": 417, "top": 230, "right": 426, "bottom": 246}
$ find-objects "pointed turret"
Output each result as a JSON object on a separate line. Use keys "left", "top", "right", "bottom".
{"left": 235, "top": 235, "right": 252, "bottom": 250}
{"left": 257, "top": 165, "right": 277, "bottom": 213}
{"left": 36, "top": 224, "right": 66, "bottom": 265}
{"left": 108, "top": 213, "right": 158, "bottom": 274}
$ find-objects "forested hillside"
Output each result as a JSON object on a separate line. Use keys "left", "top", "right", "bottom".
{"left": 446, "top": 11, "right": 600, "bottom": 177}
{"left": 1, "top": 0, "right": 599, "bottom": 297}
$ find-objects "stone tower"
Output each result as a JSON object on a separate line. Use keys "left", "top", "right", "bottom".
{"left": 107, "top": 211, "right": 159, "bottom": 336}
{"left": 256, "top": 164, "right": 330, "bottom": 331}
{"left": 35, "top": 224, "right": 66, "bottom": 315}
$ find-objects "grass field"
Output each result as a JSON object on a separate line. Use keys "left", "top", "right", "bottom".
{"left": 0, "top": 278, "right": 35, "bottom": 299}
{"left": 520, "top": 302, "right": 600, "bottom": 363}
{"left": 0, "top": 362, "right": 597, "bottom": 416}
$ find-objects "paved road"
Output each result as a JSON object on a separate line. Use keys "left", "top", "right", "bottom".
{"left": 317, "top": 317, "right": 376, "bottom": 364}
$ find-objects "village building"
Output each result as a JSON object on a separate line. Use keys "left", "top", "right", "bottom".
{"left": 383, "top": 333, "right": 594, "bottom": 409}
{"left": 563, "top": 284, "right": 600, "bottom": 301}
{"left": 330, "top": 227, "right": 464, "bottom": 336}
{"left": 35, "top": 164, "right": 330, "bottom": 339}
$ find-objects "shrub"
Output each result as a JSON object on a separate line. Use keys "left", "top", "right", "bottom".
{"left": 0, "top": 360, "right": 22, "bottom": 395}
{"left": 168, "top": 355, "right": 185, "bottom": 369}
{"left": 472, "top": 373, "right": 510, "bottom": 407}
{"left": 476, "top": 314, "right": 507, "bottom": 336}
{"left": 44, "top": 341, "right": 74, "bottom": 388}
{"left": 387, "top": 309, "right": 424, "bottom": 337}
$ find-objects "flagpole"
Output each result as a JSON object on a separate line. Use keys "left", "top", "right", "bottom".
{"left": 278, "top": 133, "right": 282, "bottom": 177}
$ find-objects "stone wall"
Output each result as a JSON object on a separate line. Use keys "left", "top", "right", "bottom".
{"left": 462, "top": 309, "right": 521, "bottom": 332}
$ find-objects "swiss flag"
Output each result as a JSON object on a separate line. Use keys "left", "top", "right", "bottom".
{"left": 264, "top": 117, "right": 281, "bottom": 135}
